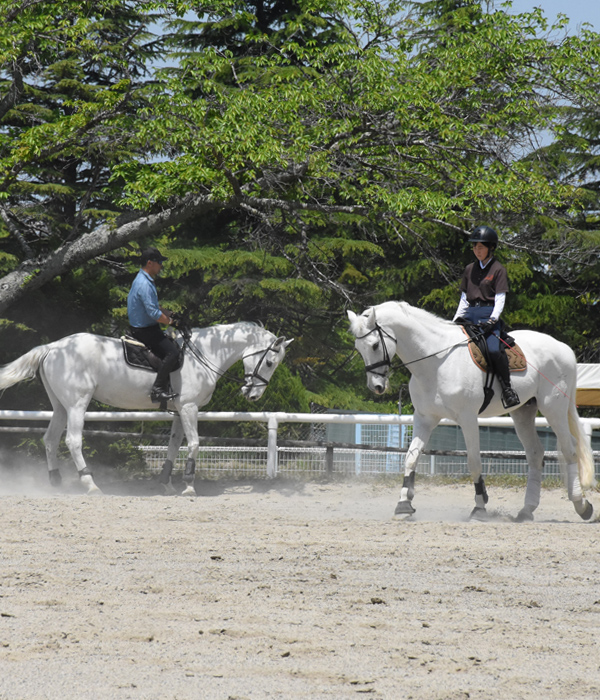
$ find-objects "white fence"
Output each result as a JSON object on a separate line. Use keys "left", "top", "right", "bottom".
{"left": 1, "top": 410, "right": 599, "bottom": 479}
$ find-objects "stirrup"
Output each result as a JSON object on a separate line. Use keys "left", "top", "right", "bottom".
{"left": 150, "top": 388, "right": 178, "bottom": 403}
{"left": 501, "top": 388, "right": 520, "bottom": 409}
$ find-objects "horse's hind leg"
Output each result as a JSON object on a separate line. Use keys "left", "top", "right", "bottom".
{"left": 43, "top": 405, "right": 67, "bottom": 488}
{"left": 65, "top": 400, "right": 102, "bottom": 495}
{"left": 511, "top": 400, "right": 545, "bottom": 521}
{"left": 544, "top": 401, "right": 593, "bottom": 520}
{"left": 395, "top": 414, "right": 439, "bottom": 518}
{"left": 158, "top": 415, "right": 185, "bottom": 495}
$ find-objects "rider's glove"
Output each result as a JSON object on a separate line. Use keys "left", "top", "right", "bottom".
{"left": 479, "top": 318, "right": 496, "bottom": 333}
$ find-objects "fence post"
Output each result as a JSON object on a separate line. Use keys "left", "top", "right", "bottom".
{"left": 326, "top": 445, "right": 334, "bottom": 473}
{"left": 267, "top": 415, "right": 279, "bottom": 477}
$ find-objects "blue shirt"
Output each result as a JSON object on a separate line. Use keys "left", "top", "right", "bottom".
{"left": 127, "top": 269, "right": 161, "bottom": 328}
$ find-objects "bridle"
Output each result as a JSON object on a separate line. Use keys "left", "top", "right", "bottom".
{"left": 354, "top": 322, "right": 498, "bottom": 376}
{"left": 180, "top": 331, "right": 281, "bottom": 389}
{"left": 242, "top": 339, "right": 283, "bottom": 389}
{"left": 355, "top": 324, "right": 397, "bottom": 378}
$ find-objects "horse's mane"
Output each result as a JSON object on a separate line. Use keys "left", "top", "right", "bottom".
{"left": 352, "top": 301, "right": 455, "bottom": 332}
{"left": 191, "top": 320, "right": 268, "bottom": 335}
{"left": 394, "top": 301, "right": 456, "bottom": 327}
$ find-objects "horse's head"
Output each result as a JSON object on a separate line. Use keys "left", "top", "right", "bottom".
{"left": 347, "top": 308, "right": 397, "bottom": 395}
{"left": 241, "top": 334, "right": 294, "bottom": 401}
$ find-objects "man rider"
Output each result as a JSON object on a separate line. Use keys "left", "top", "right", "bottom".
{"left": 453, "top": 225, "right": 520, "bottom": 409}
{"left": 127, "top": 247, "right": 180, "bottom": 403}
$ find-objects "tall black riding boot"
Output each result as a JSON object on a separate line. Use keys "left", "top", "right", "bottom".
{"left": 495, "top": 351, "right": 520, "bottom": 409}
{"left": 150, "top": 354, "right": 179, "bottom": 403}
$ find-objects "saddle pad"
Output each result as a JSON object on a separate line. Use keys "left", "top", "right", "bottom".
{"left": 461, "top": 327, "right": 527, "bottom": 373}
{"left": 121, "top": 336, "right": 162, "bottom": 372}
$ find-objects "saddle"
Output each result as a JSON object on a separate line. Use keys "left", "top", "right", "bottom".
{"left": 121, "top": 336, "right": 184, "bottom": 373}
{"left": 457, "top": 322, "right": 526, "bottom": 414}
{"left": 460, "top": 326, "right": 527, "bottom": 373}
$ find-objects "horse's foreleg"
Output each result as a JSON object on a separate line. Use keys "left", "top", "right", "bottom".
{"left": 460, "top": 421, "right": 487, "bottom": 520}
{"left": 65, "top": 402, "right": 102, "bottom": 495}
{"left": 511, "top": 400, "right": 544, "bottom": 521}
{"left": 158, "top": 415, "right": 185, "bottom": 495}
{"left": 395, "top": 415, "right": 438, "bottom": 518}
{"left": 179, "top": 404, "right": 200, "bottom": 497}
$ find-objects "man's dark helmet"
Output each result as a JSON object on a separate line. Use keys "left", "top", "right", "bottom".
{"left": 468, "top": 225, "right": 498, "bottom": 248}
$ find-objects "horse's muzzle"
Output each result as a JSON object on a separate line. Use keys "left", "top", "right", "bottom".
{"left": 368, "top": 376, "right": 388, "bottom": 395}
{"left": 242, "top": 384, "right": 266, "bottom": 401}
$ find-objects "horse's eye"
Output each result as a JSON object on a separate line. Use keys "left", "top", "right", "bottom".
{"left": 373, "top": 342, "right": 379, "bottom": 351}
{"left": 267, "top": 360, "right": 273, "bottom": 368}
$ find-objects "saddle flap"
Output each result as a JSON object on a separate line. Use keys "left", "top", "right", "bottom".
{"left": 121, "top": 336, "right": 162, "bottom": 372}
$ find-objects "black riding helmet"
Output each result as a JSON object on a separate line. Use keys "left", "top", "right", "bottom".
{"left": 468, "top": 225, "right": 498, "bottom": 250}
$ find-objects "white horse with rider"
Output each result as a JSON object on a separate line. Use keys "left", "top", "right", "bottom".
{"left": 0, "top": 322, "right": 292, "bottom": 495}
{"left": 349, "top": 301, "right": 596, "bottom": 521}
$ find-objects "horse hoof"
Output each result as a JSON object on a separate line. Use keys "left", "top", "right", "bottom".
{"left": 514, "top": 508, "right": 534, "bottom": 523}
{"left": 574, "top": 500, "right": 593, "bottom": 521}
{"left": 162, "top": 483, "right": 178, "bottom": 496}
{"left": 394, "top": 500, "right": 416, "bottom": 517}
{"left": 469, "top": 506, "right": 488, "bottom": 521}
{"left": 181, "top": 485, "right": 197, "bottom": 497}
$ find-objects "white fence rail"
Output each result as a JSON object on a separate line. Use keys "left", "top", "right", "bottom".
{"left": 1, "top": 410, "right": 599, "bottom": 479}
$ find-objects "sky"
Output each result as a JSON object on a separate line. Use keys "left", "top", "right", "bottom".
{"left": 505, "top": 0, "right": 599, "bottom": 31}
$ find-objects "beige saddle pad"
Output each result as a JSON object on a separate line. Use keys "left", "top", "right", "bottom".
{"left": 461, "top": 327, "right": 527, "bottom": 373}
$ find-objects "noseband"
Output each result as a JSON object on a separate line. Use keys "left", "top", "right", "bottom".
{"left": 355, "top": 324, "right": 397, "bottom": 377}
{"left": 243, "top": 340, "right": 281, "bottom": 388}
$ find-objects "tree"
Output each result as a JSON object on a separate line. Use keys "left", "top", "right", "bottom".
{"left": 2, "top": 0, "right": 600, "bottom": 415}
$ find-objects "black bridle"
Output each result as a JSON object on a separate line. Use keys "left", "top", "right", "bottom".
{"left": 242, "top": 339, "right": 283, "bottom": 389}
{"left": 180, "top": 330, "right": 281, "bottom": 389}
{"left": 355, "top": 322, "right": 475, "bottom": 375}
{"left": 355, "top": 324, "right": 397, "bottom": 377}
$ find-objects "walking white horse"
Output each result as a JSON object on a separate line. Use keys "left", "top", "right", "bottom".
{"left": 348, "top": 301, "right": 596, "bottom": 521}
{"left": 0, "top": 323, "right": 292, "bottom": 495}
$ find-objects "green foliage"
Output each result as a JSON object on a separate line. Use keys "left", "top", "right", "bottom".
{"left": 2, "top": 0, "right": 600, "bottom": 425}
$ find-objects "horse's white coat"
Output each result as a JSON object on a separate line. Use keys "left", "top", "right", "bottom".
{"left": 0, "top": 323, "right": 292, "bottom": 495}
{"left": 348, "top": 301, "right": 595, "bottom": 520}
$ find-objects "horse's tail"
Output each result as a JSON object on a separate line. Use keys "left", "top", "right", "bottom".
{"left": 568, "top": 400, "right": 596, "bottom": 491}
{"left": 0, "top": 345, "right": 50, "bottom": 390}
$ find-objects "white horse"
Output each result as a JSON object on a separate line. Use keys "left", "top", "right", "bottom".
{"left": 0, "top": 323, "right": 292, "bottom": 496}
{"left": 348, "top": 301, "right": 596, "bottom": 521}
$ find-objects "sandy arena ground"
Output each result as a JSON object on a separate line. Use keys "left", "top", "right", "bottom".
{"left": 1, "top": 468, "right": 600, "bottom": 700}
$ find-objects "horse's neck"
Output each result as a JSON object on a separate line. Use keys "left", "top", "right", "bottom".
{"left": 381, "top": 303, "right": 457, "bottom": 366}
{"left": 191, "top": 325, "right": 256, "bottom": 372}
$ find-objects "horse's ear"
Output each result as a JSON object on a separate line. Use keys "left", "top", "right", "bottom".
{"left": 363, "top": 307, "right": 377, "bottom": 331}
{"left": 274, "top": 336, "right": 293, "bottom": 349}
{"left": 347, "top": 309, "right": 362, "bottom": 337}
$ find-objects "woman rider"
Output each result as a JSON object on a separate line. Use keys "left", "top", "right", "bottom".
{"left": 453, "top": 225, "right": 520, "bottom": 409}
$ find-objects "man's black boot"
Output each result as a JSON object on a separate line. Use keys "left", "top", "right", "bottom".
{"left": 150, "top": 386, "right": 177, "bottom": 403}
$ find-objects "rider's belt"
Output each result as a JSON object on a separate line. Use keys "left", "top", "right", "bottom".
{"left": 469, "top": 301, "right": 494, "bottom": 307}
